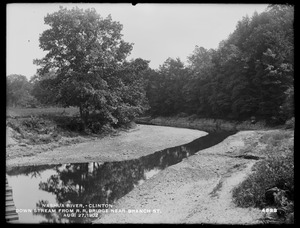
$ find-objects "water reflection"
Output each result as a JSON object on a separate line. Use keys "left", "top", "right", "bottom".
{"left": 6, "top": 131, "right": 236, "bottom": 223}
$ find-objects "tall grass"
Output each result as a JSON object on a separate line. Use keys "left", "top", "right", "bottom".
{"left": 232, "top": 152, "right": 294, "bottom": 207}
{"left": 6, "top": 106, "right": 85, "bottom": 146}
{"left": 232, "top": 130, "right": 294, "bottom": 223}
{"left": 7, "top": 106, "right": 79, "bottom": 118}
{"left": 137, "top": 116, "right": 269, "bottom": 132}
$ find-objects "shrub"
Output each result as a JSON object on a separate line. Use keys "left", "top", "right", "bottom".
{"left": 22, "top": 116, "right": 41, "bottom": 130}
{"left": 232, "top": 152, "right": 294, "bottom": 208}
{"left": 285, "top": 117, "right": 295, "bottom": 129}
{"left": 187, "top": 114, "right": 199, "bottom": 120}
{"left": 177, "top": 112, "right": 189, "bottom": 118}
{"left": 236, "top": 120, "right": 267, "bottom": 130}
{"left": 232, "top": 130, "right": 294, "bottom": 223}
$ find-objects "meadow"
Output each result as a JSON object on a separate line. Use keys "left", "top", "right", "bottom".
{"left": 7, "top": 106, "right": 79, "bottom": 118}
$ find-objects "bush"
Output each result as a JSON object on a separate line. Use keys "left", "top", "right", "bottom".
{"left": 259, "top": 131, "right": 294, "bottom": 157}
{"left": 232, "top": 130, "right": 294, "bottom": 223}
{"left": 232, "top": 152, "right": 294, "bottom": 208}
{"left": 285, "top": 117, "right": 295, "bottom": 129}
{"left": 22, "top": 116, "right": 42, "bottom": 130}
{"left": 236, "top": 120, "right": 267, "bottom": 131}
{"left": 177, "top": 112, "right": 189, "bottom": 118}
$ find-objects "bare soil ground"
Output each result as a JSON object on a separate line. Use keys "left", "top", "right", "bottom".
{"left": 6, "top": 124, "right": 206, "bottom": 167}
{"left": 93, "top": 130, "right": 272, "bottom": 224}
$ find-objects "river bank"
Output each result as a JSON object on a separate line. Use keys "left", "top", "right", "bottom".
{"left": 90, "top": 116, "right": 293, "bottom": 224}
{"left": 6, "top": 115, "right": 294, "bottom": 224}
{"left": 94, "top": 128, "right": 293, "bottom": 224}
{"left": 135, "top": 116, "right": 292, "bottom": 132}
{"left": 6, "top": 124, "right": 206, "bottom": 167}
{"left": 92, "top": 130, "right": 266, "bottom": 224}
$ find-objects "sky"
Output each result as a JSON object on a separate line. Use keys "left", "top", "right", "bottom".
{"left": 7, "top": 3, "right": 269, "bottom": 79}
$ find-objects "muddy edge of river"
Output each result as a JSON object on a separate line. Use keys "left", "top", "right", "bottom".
{"left": 7, "top": 122, "right": 290, "bottom": 224}
{"left": 93, "top": 128, "right": 273, "bottom": 224}
{"left": 6, "top": 124, "right": 207, "bottom": 167}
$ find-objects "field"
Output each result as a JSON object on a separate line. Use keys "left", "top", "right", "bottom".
{"left": 6, "top": 106, "right": 79, "bottom": 118}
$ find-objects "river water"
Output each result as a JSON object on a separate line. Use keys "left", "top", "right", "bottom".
{"left": 6, "top": 128, "right": 236, "bottom": 223}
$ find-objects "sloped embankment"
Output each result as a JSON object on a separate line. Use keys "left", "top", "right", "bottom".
{"left": 6, "top": 124, "right": 206, "bottom": 167}
{"left": 94, "top": 130, "right": 270, "bottom": 224}
{"left": 135, "top": 116, "right": 271, "bottom": 132}
{"left": 94, "top": 117, "right": 293, "bottom": 224}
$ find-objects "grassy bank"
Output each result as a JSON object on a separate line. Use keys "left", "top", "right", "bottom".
{"left": 7, "top": 116, "right": 88, "bottom": 146}
{"left": 6, "top": 106, "right": 79, "bottom": 118}
{"left": 7, "top": 112, "right": 90, "bottom": 159}
{"left": 232, "top": 130, "right": 294, "bottom": 224}
{"left": 7, "top": 107, "right": 87, "bottom": 146}
{"left": 135, "top": 116, "right": 284, "bottom": 132}
{"left": 6, "top": 107, "right": 129, "bottom": 159}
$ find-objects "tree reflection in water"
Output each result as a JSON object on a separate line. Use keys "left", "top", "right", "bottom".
{"left": 9, "top": 131, "right": 236, "bottom": 223}
{"left": 6, "top": 164, "right": 57, "bottom": 178}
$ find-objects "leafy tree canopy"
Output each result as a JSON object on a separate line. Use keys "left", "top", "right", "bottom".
{"left": 144, "top": 4, "right": 294, "bottom": 124}
{"left": 7, "top": 74, "right": 37, "bottom": 107}
{"left": 34, "top": 6, "right": 149, "bottom": 131}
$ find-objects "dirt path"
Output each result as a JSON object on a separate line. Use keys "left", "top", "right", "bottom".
{"left": 6, "top": 124, "right": 207, "bottom": 167}
{"left": 94, "top": 130, "right": 266, "bottom": 224}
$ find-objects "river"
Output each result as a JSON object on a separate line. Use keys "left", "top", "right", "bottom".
{"left": 6, "top": 125, "right": 236, "bottom": 223}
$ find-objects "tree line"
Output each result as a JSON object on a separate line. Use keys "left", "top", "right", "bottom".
{"left": 145, "top": 4, "right": 294, "bottom": 124}
{"left": 7, "top": 4, "right": 294, "bottom": 130}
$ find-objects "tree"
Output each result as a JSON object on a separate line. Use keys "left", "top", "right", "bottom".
{"left": 146, "top": 58, "right": 188, "bottom": 116}
{"left": 240, "top": 4, "right": 294, "bottom": 122}
{"left": 185, "top": 47, "right": 216, "bottom": 116}
{"left": 7, "top": 74, "right": 37, "bottom": 107}
{"left": 187, "top": 46, "right": 214, "bottom": 75}
{"left": 144, "top": 4, "right": 294, "bottom": 123}
{"left": 30, "top": 70, "right": 58, "bottom": 106}
{"left": 108, "top": 58, "right": 151, "bottom": 126}
{"left": 34, "top": 7, "right": 146, "bottom": 130}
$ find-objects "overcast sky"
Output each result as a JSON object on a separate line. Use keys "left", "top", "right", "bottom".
{"left": 7, "top": 3, "right": 269, "bottom": 79}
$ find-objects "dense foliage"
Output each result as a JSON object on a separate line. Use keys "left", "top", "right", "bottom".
{"left": 6, "top": 74, "right": 38, "bottom": 107}
{"left": 32, "top": 7, "right": 149, "bottom": 130}
{"left": 146, "top": 5, "right": 294, "bottom": 124}
{"left": 7, "top": 5, "right": 294, "bottom": 130}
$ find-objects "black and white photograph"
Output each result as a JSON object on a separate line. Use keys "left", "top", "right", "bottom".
{"left": 6, "top": 3, "right": 294, "bottom": 224}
